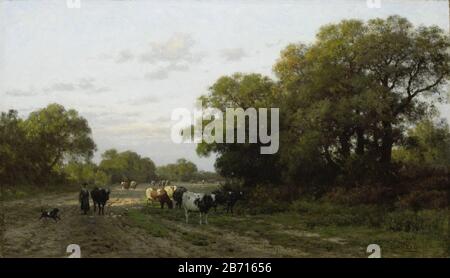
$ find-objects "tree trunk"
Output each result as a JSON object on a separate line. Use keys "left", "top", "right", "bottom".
{"left": 339, "top": 134, "right": 351, "bottom": 160}
{"left": 380, "top": 121, "right": 393, "bottom": 165}
{"left": 356, "top": 127, "right": 365, "bottom": 156}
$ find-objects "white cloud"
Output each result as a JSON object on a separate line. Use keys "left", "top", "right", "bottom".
{"left": 43, "top": 82, "right": 76, "bottom": 93}
{"left": 42, "top": 78, "right": 110, "bottom": 94}
{"left": 116, "top": 49, "right": 134, "bottom": 63}
{"left": 98, "top": 122, "right": 170, "bottom": 140}
{"left": 144, "top": 62, "right": 190, "bottom": 81}
{"left": 4, "top": 88, "right": 36, "bottom": 97}
{"left": 144, "top": 69, "right": 169, "bottom": 80}
{"left": 220, "top": 48, "right": 248, "bottom": 62}
{"left": 128, "top": 96, "right": 160, "bottom": 105}
{"left": 140, "top": 33, "right": 203, "bottom": 64}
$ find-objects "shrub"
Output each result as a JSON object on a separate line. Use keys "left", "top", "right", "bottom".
{"left": 383, "top": 210, "right": 447, "bottom": 235}
{"left": 396, "top": 190, "right": 448, "bottom": 210}
{"left": 245, "top": 185, "right": 289, "bottom": 214}
{"left": 324, "top": 185, "right": 396, "bottom": 206}
{"left": 289, "top": 199, "right": 386, "bottom": 227}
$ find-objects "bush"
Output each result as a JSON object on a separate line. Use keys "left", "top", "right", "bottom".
{"left": 396, "top": 190, "right": 448, "bottom": 210}
{"left": 383, "top": 210, "right": 448, "bottom": 235}
{"left": 324, "top": 185, "right": 396, "bottom": 206}
{"left": 289, "top": 199, "right": 386, "bottom": 227}
{"left": 245, "top": 185, "right": 289, "bottom": 214}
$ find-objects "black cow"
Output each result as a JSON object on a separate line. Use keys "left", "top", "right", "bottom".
{"left": 91, "top": 188, "right": 110, "bottom": 215}
{"left": 225, "top": 191, "right": 243, "bottom": 214}
{"left": 173, "top": 186, "right": 188, "bottom": 209}
{"left": 212, "top": 189, "right": 243, "bottom": 214}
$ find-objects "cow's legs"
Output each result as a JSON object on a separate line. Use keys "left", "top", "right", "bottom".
{"left": 205, "top": 213, "right": 208, "bottom": 225}
{"left": 199, "top": 212, "right": 202, "bottom": 225}
{"left": 184, "top": 209, "right": 189, "bottom": 224}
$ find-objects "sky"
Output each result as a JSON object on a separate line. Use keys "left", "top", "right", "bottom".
{"left": 0, "top": 0, "right": 449, "bottom": 171}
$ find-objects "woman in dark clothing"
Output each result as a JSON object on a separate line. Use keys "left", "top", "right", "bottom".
{"left": 79, "top": 183, "right": 90, "bottom": 215}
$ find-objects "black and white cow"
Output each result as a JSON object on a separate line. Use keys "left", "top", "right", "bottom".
{"left": 182, "top": 192, "right": 214, "bottom": 224}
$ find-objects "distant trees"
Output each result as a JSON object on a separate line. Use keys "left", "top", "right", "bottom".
{"left": 156, "top": 158, "right": 221, "bottom": 182}
{"left": 197, "top": 16, "right": 450, "bottom": 188}
{"left": 1, "top": 104, "right": 219, "bottom": 188}
{"left": 98, "top": 149, "right": 157, "bottom": 184}
{"left": 157, "top": 158, "right": 197, "bottom": 182}
{"left": 0, "top": 104, "right": 97, "bottom": 186}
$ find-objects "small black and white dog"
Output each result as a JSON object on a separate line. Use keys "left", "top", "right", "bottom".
{"left": 39, "top": 208, "right": 61, "bottom": 222}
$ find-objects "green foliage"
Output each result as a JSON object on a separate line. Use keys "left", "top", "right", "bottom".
{"left": 127, "top": 210, "right": 169, "bottom": 238}
{"left": 156, "top": 158, "right": 197, "bottom": 182}
{"left": 99, "top": 149, "right": 157, "bottom": 183}
{"left": 0, "top": 104, "right": 96, "bottom": 187}
{"left": 289, "top": 200, "right": 447, "bottom": 237}
{"left": 196, "top": 73, "right": 282, "bottom": 186}
{"left": 62, "top": 161, "right": 109, "bottom": 186}
{"left": 197, "top": 16, "right": 450, "bottom": 190}
{"left": 156, "top": 158, "right": 220, "bottom": 182}
{"left": 383, "top": 210, "right": 448, "bottom": 235}
{"left": 0, "top": 110, "right": 28, "bottom": 186}
{"left": 394, "top": 119, "right": 450, "bottom": 167}
{"left": 275, "top": 16, "right": 449, "bottom": 184}
{"left": 63, "top": 161, "right": 96, "bottom": 185}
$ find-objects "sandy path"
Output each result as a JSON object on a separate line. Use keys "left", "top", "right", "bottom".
{"left": 0, "top": 186, "right": 187, "bottom": 258}
{"left": 0, "top": 185, "right": 321, "bottom": 258}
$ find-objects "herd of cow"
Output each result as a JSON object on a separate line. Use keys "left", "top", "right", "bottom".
{"left": 144, "top": 184, "right": 243, "bottom": 224}
{"left": 78, "top": 181, "right": 244, "bottom": 225}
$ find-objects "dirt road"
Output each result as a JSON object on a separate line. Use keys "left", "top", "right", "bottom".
{"left": 0, "top": 185, "right": 315, "bottom": 258}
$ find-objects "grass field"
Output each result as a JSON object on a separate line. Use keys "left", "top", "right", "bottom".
{"left": 129, "top": 183, "right": 449, "bottom": 258}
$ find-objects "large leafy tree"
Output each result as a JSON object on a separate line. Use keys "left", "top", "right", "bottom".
{"left": 274, "top": 16, "right": 449, "bottom": 182}
{"left": 22, "top": 104, "right": 96, "bottom": 183}
{"left": 198, "top": 16, "right": 449, "bottom": 188}
{"left": 196, "top": 73, "right": 282, "bottom": 186}
{"left": 0, "top": 110, "right": 29, "bottom": 186}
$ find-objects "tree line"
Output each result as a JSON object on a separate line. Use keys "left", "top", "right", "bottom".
{"left": 0, "top": 104, "right": 218, "bottom": 187}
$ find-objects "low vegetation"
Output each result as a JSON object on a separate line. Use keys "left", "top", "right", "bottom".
{"left": 129, "top": 195, "right": 448, "bottom": 257}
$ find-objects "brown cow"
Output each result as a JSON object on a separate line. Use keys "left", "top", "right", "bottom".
{"left": 121, "top": 181, "right": 130, "bottom": 190}
{"left": 145, "top": 187, "right": 173, "bottom": 209}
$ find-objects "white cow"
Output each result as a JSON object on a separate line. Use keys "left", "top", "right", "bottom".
{"left": 130, "top": 181, "right": 137, "bottom": 190}
{"left": 182, "top": 191, "right": 215, "bottom": 225}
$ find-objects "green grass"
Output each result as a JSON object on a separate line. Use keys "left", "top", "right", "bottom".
{"left": 127, "top": 209, "right": 170, "bottom": 238}
{"left": 131, "top": 184, "right": 449, "bottom": 257}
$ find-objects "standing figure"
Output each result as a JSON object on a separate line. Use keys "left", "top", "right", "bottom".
{"left": 79, "top": 183, "right": 90, "bottom": 215}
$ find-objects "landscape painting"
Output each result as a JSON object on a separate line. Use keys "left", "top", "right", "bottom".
{"left": 0, "top": 0, "right": 449, "bottom": 258}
